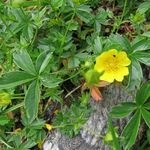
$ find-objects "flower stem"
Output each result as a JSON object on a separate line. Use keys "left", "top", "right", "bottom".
{"left": 115, "top": 0, "right": 128, "bottom": 33}
{"left": 11, "top": 97, "right": 24, "bottom": 100}
{"left": 3, "top": 102, "right": 24, "bottom": 114}
{"left": 121, "top": 0, "right": 128, "bottom": 22}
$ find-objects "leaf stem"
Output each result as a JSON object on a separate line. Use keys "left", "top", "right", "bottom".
{"left": 3, "top": 102, "right": 24, "bottom": 114}
{"left": 121, "top": 0, "right": 128, "bottom": 22}
{"left": 0, "top": 139, "right": 13, "bottom": 149}
{"left": 59, "top": 11, "right": 75, "bottom": 55}
{"left": 11, "top": 97, "right": 24, "bottom": 100}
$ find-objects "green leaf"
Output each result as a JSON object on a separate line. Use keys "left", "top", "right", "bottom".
{"left": 137, "top": 2, "right": 150, "bottom": 14}
{"left": 95, "top": 8, "right": 109, "bottom": 24}
{"left": 66, "top": 20, "right": 78, "bottom": 31}
{"left": 93, "top": 36, "right": 102, "bottom": 54}
{"left": 13, "top": 50, "right": 37, "bottom": 75}
{"left": 109, "top": 34, "right": 132, "bottom": 53}
{"left": 50, "top": 0, "right": 63, "bottom": 10}
{"left": 142, "top": 32, "right": 150, "bottom": 38}
{"left": 122, "top": 110, "right": 141, "bottom": 150}
{"left": 0, "top": 115, "right": 10, "bottom": 125}
{"left": 53, "top": 103, "right": 90, "bottom": 137}
{"left": 85, "top": 69, "right": 101, "bottom": 86}
{"left": 36, "top": 51, "right": 48, "bottom": 71}
{"left": 36, "top": 51, "right": 52, "bottom": 74}
{"left": 133, "top": 51, "right": 150, "bottom": 66}
{"left": 40, "top": 75, "right": 62, "bottom": 88}
{"left": 132, "top": 39, "right": 150, "bottom": 52}
{"left": 136, "top": 81, "right": 150, "bottom": 106}
{"left": 0, "top": 71, "right": 35, "bottom": 90}
{"left": 147, "top": 129, "right": 150, "bottom": 144}
{"left": 12, "top": 0, "right": 25, "bottom": 8}
{"left": 3, "top": 102, "right": 24, "bottom": 114}
{"left": 68, "top": 56, "right": 80, "bottom": 68}
{"left": 76, "top": 5, "right": 92, "bottom": 23}
{"left": 108, "top": 116, "right": 121, "bottom": 150}
{"left": 22, "top": 115, "right": 45, "bottom": 129}
{"left": 110, "top": 102, "right": 136, "bottom": 118}
{"left": 143, "top": 102, "right": 150, "bottom": 110}
{"left": 141, "top": 108, "right": 150, "bottom": 128}
{"left": 25, "top": 80, "right": 40, "bottom": 123}
{"left": 127, "top": 58, "right": 143, "bottom": 89}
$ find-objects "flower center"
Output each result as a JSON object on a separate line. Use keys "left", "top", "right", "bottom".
{"left": 104, "top": 56, "right": 119, "bottom": 72}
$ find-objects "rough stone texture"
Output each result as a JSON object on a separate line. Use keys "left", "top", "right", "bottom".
{"left": 43, "top": 84, "right": 134, "bottom": 150}
{"left": 43, "top": 131, "right": 97, "bottom": 150}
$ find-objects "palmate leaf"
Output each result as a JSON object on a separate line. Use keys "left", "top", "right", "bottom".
{"left": 0, "top": 71, "right": 35, "bottom": 90}
{"left": 25, "top": 80, "right": 40, "bottom": 123}
{"left": 132, "top": 39, "right": 150, "bottom": 52}
{"left": 132, "top": 51, "right": 150, "bottom": 66}
{"left": 93, "top": 36, "right": 102, "bottom": 54}
{"left": 143, "top": 102, "right": 150, "bottom": 110}
{"left": 76, "top": 5, "right": 92, "bottom": 23}
{"left": 109, "top": 34, "right": 132, "bottom": 53}
{"left": 122, "top": 110, "right": 141, "bottom": 150}
{"left": 108, "top": 117, "right": 121, "bottom": 150}
{"left": 40, "top": 74, "right": 62, "bottom": 88}
{"left": 137, "top": 1, "right": 150, "bottom": 14}
{"left": 147, "top": 129, "right": 150, "bottom": 144}
{"left": 36, "top": 51, "right": 52, "bottom": 74}
{"left": 110, "top": 102, "right": 136, "bottom": 118}
{"left": 0, "top": 115, "right": 10, "bottom": 125}
{"left": 136, "top": 80, "right": 150, "bottom": 106}
{"left": 141, "top": 108, "right": 150, "bottom": 128}
{"left": 50, "top": 0, "right": 63, "bottom": 10}
{"left": 127, "top": 58, "right": 143, "bottom": 89}
{"left": 13, "top": 50, "right": 37, "bottom": 75}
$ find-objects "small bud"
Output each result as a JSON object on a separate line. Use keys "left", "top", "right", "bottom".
{"left": 85, "top": 69, "right": 100, "bottom": 87}
{"left": 0, "top": 91, "right": 11, "bottom": 106}
{"left": 84, "top": 61, "right": 92, "bottom": 68}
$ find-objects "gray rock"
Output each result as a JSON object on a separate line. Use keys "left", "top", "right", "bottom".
{"left": 43, "top": 84, "right": 134, "bottom": 150}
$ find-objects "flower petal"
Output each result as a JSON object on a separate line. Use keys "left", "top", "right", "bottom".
{"left": 100, "top": 71, "right": 115, "bottom": 83}
{"left": 94, "top": 61, "right": 104, "bottom": 72}
{"left": 114, "top": 67, "right": 129, "bottom": 82}
{"left": 117, "top": 51, "right": 131, "bottom": 66}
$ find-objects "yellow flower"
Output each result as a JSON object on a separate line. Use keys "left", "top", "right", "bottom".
{"left": 94, "top": 49, "right": 131, "bottom": 83}
{"left": 45, "top": 124, "right": 53, "bottom": 131}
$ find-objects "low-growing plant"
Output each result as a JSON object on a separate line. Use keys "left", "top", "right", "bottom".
{"left": 0, "top": 0, "right": 149, "bottom": 149}
{"left": 110, "top": 81, "right": 150, "bottom": 149}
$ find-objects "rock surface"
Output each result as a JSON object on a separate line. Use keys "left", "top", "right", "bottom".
{"left": 43, "top": 84, "right": 134, "bottom": 150}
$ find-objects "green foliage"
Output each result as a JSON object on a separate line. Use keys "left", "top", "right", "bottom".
{"left": 13, "top": 50, "right": 37, "bottom": 75}
{"left": 0, "top": 71, "right": 35, "bottom": 89}
{"left": 25, "top": 80, "right": 40, "bottom": 123}
{"left": 122, "top": 110, "right": 141, "bottom": 149}
{"left": 111, "top": 81, "right": 150, "bottom": 149}
{"left": 53, "top": 94, "right": 90, "bottom": 137}
{"left": 107, "top": 117, "right": 121, "bottom": 150}
{"left": 111, "top": 102, "right": 136, "bottom": 118}
{"left": 0, "top": 115, "right": 10, "bottom": 126}
{"left": 0, "top": 0, "right": 149, "bottom": 149}
{"left": 1, "top": 118, "right": 46, "bottom": 150}
{"left": 85, "top": 69, "right": 101, "bottom": 87}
